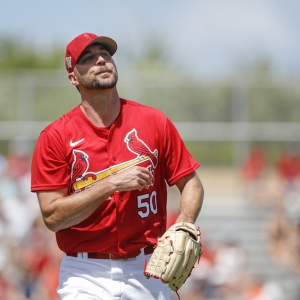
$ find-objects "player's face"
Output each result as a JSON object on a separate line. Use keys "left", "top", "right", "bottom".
{"left": 74, "top": 43, "right": 118, "bottom": 90}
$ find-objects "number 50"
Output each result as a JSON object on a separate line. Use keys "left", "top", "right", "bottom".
{"left": 137, "top": 191, "right": 158, "bottom": 218}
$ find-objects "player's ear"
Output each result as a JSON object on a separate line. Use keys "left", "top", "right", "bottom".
{"left": 68, "top": 72, "right": 79, "bottom": 88}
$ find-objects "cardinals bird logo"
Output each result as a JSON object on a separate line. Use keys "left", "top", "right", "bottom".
{"left": 71, "top": 150, "right": 89, "bottom": 184}
{"left": 124, "top": 129, "right": 158, "bottom": 168}
{"left": 70, "top": 149, "right": 97, "bottom": 186}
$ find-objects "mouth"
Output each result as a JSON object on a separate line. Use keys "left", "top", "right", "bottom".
{"left": 95, "top": 69, "right": 111, "bottom": 76}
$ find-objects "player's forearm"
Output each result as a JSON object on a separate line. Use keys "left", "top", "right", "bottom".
{"left": 38, "top": 177, "right": 117, "bottom": 232}
{"left": 175, "top": 173, "right": 204, "bottom": 224}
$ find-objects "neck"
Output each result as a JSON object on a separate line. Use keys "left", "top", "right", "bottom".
{"left": 80, "top": 88, "right": 120, "bottom": 127}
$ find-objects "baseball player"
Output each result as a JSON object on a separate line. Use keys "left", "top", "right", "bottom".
{"left": 31, "top": 32, "right": 204, "bottom": 300}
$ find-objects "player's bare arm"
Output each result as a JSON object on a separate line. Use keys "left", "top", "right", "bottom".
{"left": 175, "top": 171, "right": 204, "bottom": 223}
{"left": 37, "top": 166, "right": 152, "bottom": 232}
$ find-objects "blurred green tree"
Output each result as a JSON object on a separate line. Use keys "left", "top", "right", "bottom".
{"left": 0, "top": 37, "right": 64, "bottom": 69}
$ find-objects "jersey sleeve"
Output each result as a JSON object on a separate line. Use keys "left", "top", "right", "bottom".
{"left": 163, "top": 118, "right": 200, "bottom": 186}
{"left": 31, "top": 130, "right": 70, "bottom": 192}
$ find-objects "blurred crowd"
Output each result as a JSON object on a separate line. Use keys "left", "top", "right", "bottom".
{"left": 0, "top": 140, "right": 300, "bottom": 299}
{"left": 170, "top": 233, "right": 285, "bottom": 300}
{"left": 240, "top": 145, "right": 300, "bottom": 270}
{"left": 238, "top": 144, "right": 300, "bottom": 299}
{"left": 170, "top": 143, "right": 300, "bottom": 300}
{"left": 168, "top": 215, "right": 286, "bottom": 300}
{"left": 0, "top": 140, "right": 63, "bottom": 300}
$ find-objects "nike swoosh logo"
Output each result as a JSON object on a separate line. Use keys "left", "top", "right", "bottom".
{"left": 70, "top": 138, "right": 85, "bottom": 147}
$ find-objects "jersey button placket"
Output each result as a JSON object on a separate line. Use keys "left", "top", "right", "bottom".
{"left": 107, "top": 127, "right": 116, "bottom": 164}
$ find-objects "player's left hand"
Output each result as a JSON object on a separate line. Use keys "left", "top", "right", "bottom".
{"left": 144, "top": 222, "right": 202, "bottom": 292}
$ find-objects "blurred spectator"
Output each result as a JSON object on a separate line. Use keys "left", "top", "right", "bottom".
{"left": 17, "top": 216, "right": 63, "bottom": 299}
{"left": 264, "top": 201, "right": 298, "bottom": 270}
{"left": 0, "top": 139, "right": 39, "bottom": 241}
{"left": 275, "top": 148, "right": 300, "bottom": 222}
{"left": 260, "top": 281, "right": 285, "bottom": 300}
{"left": 240, "top": 147, "right": 266, "bottom": 205}
{"left": 206, "top": 227, "right": 247, "bottom": 299}
{"left": 242, "top": 274, "right": 264, "bottom": 300}
{"left": 292, "top": 222, "right": 300, "bottom": 275}
{"left": 242, "top": 274, "right": 285, "bottom": 300}
{"left": 277, "top": 148, "right": 300, "bottom": 191}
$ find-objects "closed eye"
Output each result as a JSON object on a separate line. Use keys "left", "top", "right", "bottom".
{"left": 83, "top": 55, "right": 93, "bottom": 62}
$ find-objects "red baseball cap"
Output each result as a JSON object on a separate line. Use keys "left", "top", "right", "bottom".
{"left": 65, "top": 33, "right": 117, "bottom": 73}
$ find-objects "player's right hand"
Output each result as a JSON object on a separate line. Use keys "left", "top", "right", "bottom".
{"left": 109, "top": 166, "right": 153, "bottom": 191}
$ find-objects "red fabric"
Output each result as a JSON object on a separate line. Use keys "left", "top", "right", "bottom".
{"left": 5, "top": 154, "right": 30, "bottom": 178}
{"left": 0, "top": 274, "right": 10, "bottom": 299}
{"left": 31, "top": 99, "right": 200, "bottom": 254}
{"left": 241, "top": 148, "right": 265, "bottom": 180}
{"left": 277, "top": 153, "right": 300, "bottom": 180}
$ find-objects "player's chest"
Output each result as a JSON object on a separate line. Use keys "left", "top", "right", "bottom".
{"left": 65, "top": 126, "right": 161, "bottom": 171}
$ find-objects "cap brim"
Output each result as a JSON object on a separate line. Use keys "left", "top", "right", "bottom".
{"left": 88, "top": 36, "right": 117, "bottom": 56}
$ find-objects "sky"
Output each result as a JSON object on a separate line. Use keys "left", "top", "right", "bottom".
{"left": 1, "top": 0, "right": 300, "bottom": 77}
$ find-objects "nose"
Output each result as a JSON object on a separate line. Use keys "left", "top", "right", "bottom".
{"left": 96, "top": 54, "right": 106, "bottom": 65}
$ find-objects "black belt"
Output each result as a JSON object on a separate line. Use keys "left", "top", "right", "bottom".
{"left": 66, "top": 245, "right": 154, "bottom": 260}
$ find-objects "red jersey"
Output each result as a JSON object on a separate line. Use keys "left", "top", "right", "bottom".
{"left": 31, "top": 99, "right": 200, "bottom": 254}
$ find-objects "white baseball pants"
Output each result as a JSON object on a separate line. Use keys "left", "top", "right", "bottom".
{"left": 57, "top": 253, "right": 171, "bottom": 300}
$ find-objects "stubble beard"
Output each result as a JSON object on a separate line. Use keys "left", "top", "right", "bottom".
{"left": 83, "top": 71, "right": 118, "bottom": 90}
